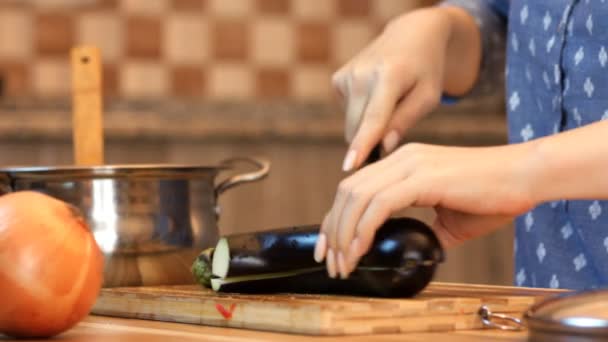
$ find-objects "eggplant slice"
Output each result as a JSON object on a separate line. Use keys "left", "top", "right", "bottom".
{"left": 191, "top": 217, "right": 444, "bottom": 298}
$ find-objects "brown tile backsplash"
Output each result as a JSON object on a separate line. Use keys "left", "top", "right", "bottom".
{"left": 172, "top": 0, "right": 206, "bottom": 11}
{"left": 102, "top": 63, "right": 119, "bottom": 97}
{"left": 256, "top": 67, "right": 290, "bottom": 98}
{"left": 0, "top": 62, "right": 28, "bottom": 97}
{"left": 256, "top": 0, "right": 290, "bottom": 14}
{"left": 97, "top": 0, "right": 119, "bottom": 9}
{"left": 35, "top": 13, "right": 74, "bottom": 56}
{"left": 171, "top": 65, "right": 205, "bottom": 97}
{"left": 211, "top": 19, "right": 249, "bottom": 61}
{"left": 337, "top": 0, "right": 371, "bottom": 17}
{"left": 297, "top": 22, "right": 330, "bottom": 62}
{"left": 0, "top": 0, "right": 435, "bottom": 101}
{"left": 126, "top": 16, "right": 162, "bottom": 58}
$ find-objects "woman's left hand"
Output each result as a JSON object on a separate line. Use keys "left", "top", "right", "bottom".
{"left": 313, "top": 142, "right": 538, "bottom": 279}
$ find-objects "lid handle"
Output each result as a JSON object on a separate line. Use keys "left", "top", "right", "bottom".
{"left": 478, "top": 305, "right": 525, "bottom": 331}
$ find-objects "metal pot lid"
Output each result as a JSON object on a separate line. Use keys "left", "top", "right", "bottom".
{"left": 523, "top": 288, "right": 608, "bottom": 339}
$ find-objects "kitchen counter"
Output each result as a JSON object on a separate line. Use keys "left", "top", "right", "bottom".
{"left": 2, "top": 315, "right": 527, "bottom": 342}
{"left": 4, "top": 281, "right": 562, "bottom": 342}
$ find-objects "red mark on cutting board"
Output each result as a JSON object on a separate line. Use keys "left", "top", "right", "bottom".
{"left": 215, "top": 303, "right": 237, "bottom": 319}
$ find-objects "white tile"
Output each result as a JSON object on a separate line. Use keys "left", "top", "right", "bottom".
{"left": 0, "top": 9, "right": 32, "bottom": 59}
{"left": 251, "top": 18, "right": 294, "bottom": 66}
{"left": 120, "top": 62, "right": 169, "bottom": 97}
{"left": 208, "top": 63, "right": 253, "bottom": 99}
{"left": 121, "top": 0, "right": 169, "bottom": 14}
{"left": 292, "top": 65, "right": 331, "bottom": 100}
{"left": 292, "top": 0, "right": 335, "bottom": 19}
{"left": 33, "top": 59, "right": 71, "bottom": 97}
{"left": 371, "top": 0, "right": 419, "bottom": 21}
{"left": 164, "top": 14, "right": 209, "bottom": 64}
{"left": 332, "top": 20, "right": 374, "bottom": 64}
{"left": 208, "top": 0, "right": 253, "bottom": 17}
{"left": 77, "top": 13, "right": 124, "bottom": 62}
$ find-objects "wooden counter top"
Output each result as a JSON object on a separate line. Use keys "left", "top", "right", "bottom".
{"left": 2, "top": 315, "right": 528, "bottom": 342}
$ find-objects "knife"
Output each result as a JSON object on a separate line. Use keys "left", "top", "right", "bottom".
{"left": 364, "top": 144, "right": 382, "bottom": 165}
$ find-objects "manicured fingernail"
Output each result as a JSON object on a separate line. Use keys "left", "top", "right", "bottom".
{"left": 314, "top": 233, "right": 327, "bottom": 262}
{"left": 337, "top": 251, "right": 348, "bottom": 279}
{"left": 346, "top": 238, "right": 360, "bottom": 272}
{"left": 327, "top": 249, "right": 337, "bottom": 278}
{"left": 383, "top": 130, "right": 400, "bottom": 153}
{"left": 342, "top": 150, "right": 357, "bottom": 172}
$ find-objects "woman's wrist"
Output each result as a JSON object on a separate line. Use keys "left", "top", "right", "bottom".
{"left": 523, "top": 121, "right": 608, "bottom": 205}
{"left": 512, "top": 139, "right": 548, "bottom": 209}
{"left": 383, "top": 6, "right": 477, "bottom": 96}
{"left": 437, "top": 6, "right": 483, "bottom": 96}
{"left": 383, "top": 7, "right": 453, "bottom": 45}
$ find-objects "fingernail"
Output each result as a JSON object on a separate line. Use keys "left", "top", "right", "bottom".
{"left": 342, "top": 150, "right": 357, "bottom": 172}
{"left": 314, "top": 233, "right": 327, "bottom": 262}
{"left": 337, "top": 252, "right": 348, "bottom": 279}
{"left": 346, "top": 238, "right": 360, "bottom": 272}
{"left": 383, "top": 130, "right": 400, "bottom": 153}
{"left": 327, "top": 249, "right": 337, "bottom": 278}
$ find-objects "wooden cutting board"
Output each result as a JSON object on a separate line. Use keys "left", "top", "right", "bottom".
{"left": 91, "top": 282, "right": 567, "bottom": 336}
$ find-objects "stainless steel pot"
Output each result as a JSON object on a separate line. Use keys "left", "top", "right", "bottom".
{"left": 523, "top": 289, "right": 608, "bottom": 341}
{"left": 0, "top": 157, "right": 270, "bottom": 288}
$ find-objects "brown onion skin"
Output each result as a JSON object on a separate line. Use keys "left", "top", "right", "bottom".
{"left": 0, "top": 191, "right": 104, "bottom": 338}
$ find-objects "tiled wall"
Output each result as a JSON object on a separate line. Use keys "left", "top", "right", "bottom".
{"left": 0, "top": 0, "right": 436, "bottom": 101}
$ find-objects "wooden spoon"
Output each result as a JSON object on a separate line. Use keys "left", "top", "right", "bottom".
{"left": 70, "top": 46, "right": 104, "bottom": 166}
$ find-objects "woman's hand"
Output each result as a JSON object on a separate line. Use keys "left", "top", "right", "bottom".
{"left": 314, "top": 142, "right": 538, "bottom": 279}
{"left": 333, "top": 6, "right": 482, "bottom": 172}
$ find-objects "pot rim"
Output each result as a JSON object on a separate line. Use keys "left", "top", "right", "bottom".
{"left": 0, "top": 157, "right": 270, "bottom": 194}
{"left": 0, "top": 163, "right": 229, "bottom": 180}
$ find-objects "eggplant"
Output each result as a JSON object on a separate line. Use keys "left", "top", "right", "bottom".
{"left": 191, "top": 217, "right": 444, "bottom": 298}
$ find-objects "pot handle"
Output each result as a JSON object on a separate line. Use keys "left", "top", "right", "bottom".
{"left": 0, "top": 173, "right": 12, "bottom": 195}
{"left": 215, "top": 157, "right": 270, "bottom": 195}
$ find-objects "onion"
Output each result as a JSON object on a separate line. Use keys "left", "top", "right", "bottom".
{"left": 0, "top": 191, "right": 104, "bottom": 338}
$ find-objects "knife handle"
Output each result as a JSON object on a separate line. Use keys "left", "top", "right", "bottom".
{"left": 364, "top": 145, "right": 382, "bottom": 165}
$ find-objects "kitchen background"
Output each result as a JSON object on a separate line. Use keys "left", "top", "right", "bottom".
{"left": 0, "top": 0, "right": 510, "bottom": 285}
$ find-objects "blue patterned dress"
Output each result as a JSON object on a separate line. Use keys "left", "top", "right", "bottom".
{"left": 440, "top": 0, "right": 608, "bottom": 290}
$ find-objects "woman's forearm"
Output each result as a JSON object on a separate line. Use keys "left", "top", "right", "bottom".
{"left": 527, "top": 120, "right": 608, "bottom": 203}
{"left": 439, "top": 6, "right": 483, "bottom": 96}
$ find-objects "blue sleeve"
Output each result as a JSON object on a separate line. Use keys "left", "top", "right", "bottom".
{"left": 438, "top": 0, "right": 509, "bottom": 104}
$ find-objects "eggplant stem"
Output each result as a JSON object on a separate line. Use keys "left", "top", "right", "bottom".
{"left": 191, "top": 247, "right": 215, "bottom": 288}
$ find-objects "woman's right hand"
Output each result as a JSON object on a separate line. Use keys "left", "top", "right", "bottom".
{"left": 333, "top": 5, "right": 482, "bottom": 171}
